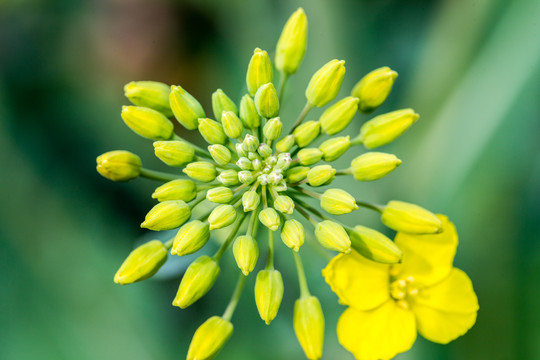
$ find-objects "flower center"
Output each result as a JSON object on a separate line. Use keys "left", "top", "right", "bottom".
{"left": 389, "top": 276, "right": 418, "bottom": 309}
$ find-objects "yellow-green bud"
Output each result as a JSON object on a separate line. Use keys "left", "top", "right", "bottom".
{"left": 305, "top": 60, "right": 346, "bottom": 107}
{"left": 293, "top": 120, "right": 320, "bottom": 148}
{"left": 221, "top": 111, "right": 244, "bottom": 139}
{"left": 320, "top": 189, "right": 358, "bottom": 215}
{"left": 236, "top": 157, "right": 252, "bottom": 170}
{"left": 217, "top": 169, "right": 239, "bottom": 186}
{"left": 153, "top": 140, "right": 194, "bottom": 167}
{"left": 263, "top": 117, "right": 283, "bottom": 141}
{"left": 273, "top": 195, "right": 295, "bottom": 214}
{"left": 276, "top": 134, "right": 295, "bottom": 153}
{"left": 350, "top": 152, "right": 402, "bottom": 181}
{"left": 208, "top": 144, "right": 232, "bottom": 166}
{"left": 319, "top": 96, "right": 359, "bottom": 135}
{"left": 212, "top": 89, "right": 238, "bottom": 122}
{"left": 233, "top": 235, "right": 259, "bottom": 275}
{"left": 187, "top": 316, "right": 233, "bottom": 360}
{"left": 242, "top": 191, "right": 260, "bottom": 212}
{"left": 206, "top": 187, "right": 234, "bottom": 204}
{"left": 238, "top": 170, "right": 256, "bottom": 184}
{"left": 171, "top": 220, "right": 211, "bottom": 256}
{"left": 208, "top": 204, "right": 237, "bottom": 230}
{"left": 257, "top": 143, "right": 273, "bottom": 158}
{"left": 319, "top": 136, "right": 350, "bottom": 162}
{"left": 183, "top": 161, "right": 217, "bottom": 182}
{"left": 198, "top": 118, "right": 227, "bottom": 145}
{"left": 381, "top": 201, "right": 442, "bottom": 234}
{"left": 348, "top": 225, "right": 402, "bottom": 264}
{"left": 286, "top": 166, "right": 310, "bottom": 183}
{"left": 359, "top": 109, "right": 419, "bottom": 149}
{"left": 173, "top": 255, "right": 219, "bottom": 308}
{"left": 314, "top": 220, "right": 351, "bottom": 253}
{"left": 297, "top": 148, "right": 323, "bottom": 166}
{"left": 352, "top": 66, "right": 398, "bottom": 113}
{"left": 239, "top": 94, "right": 260, "bottom": 129}
{"left": 255, "top": 269, "right": 284, "bottom": 324}
{"left": 113, "top": 240, "right": 167, "bottom": 285}
{"left": 255, "top": 83, "right": 279, "bottom": 119}
{"left": 96, "top": 150, "right": 141, "bottom": 182}
{"left": 141, "top": 200, "right": 191, "bottom": 231}
{"left": 294, "top": 296, "right": 325, "bottom": 360}
{"left": 152, "top": 179, "right": 197, "bottom": 202}
{"left": 170, "top": 85, "right": 206, "bottom": 130}
{"left": 121, "top": 106, "right": 174, "bottom": 140}
{"left": 247, "top": 48, "right": 273, "bottom": 96}
{"left": 280, "top": 219, "right": 304, "bottom": 251}
{"left": 124, "top": 81, "right": 173, "bottom": 117}
{"left": 307, "top": 165, "right": 336, "bottom": 187}
{"left": 243, "top": 134, "right": 260, "bottom": 152}
{"left": 275, "top": 8, "right": 308, "bottom": 75}
{"left": 258, "top": 207, "right": 281, "bottom": 231}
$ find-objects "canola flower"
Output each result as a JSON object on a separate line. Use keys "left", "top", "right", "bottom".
{"left": 98, "top": 7, "right": 477, "bottom": 359}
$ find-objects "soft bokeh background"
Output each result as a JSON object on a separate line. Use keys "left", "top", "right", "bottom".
{"left": 1, "top": 0, "right": 539, "bottom": 359}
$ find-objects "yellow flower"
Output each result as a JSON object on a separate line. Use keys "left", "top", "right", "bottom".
{"left": 322, "top": 216, "right": 478, "bottom": 360}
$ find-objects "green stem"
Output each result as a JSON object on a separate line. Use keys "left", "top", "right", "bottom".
{"left": 222, "top": 273, "right": 247, "bottom": 322}
{"left": 247, "top": 206, "right": 260, "bottom": 237}
{"left": 164, "top": 237, "right": 175, "bottom": 249}
{"left": 350, "top": 134, "right": 363, "bottom": 146}
{"left": 140, "top": 168, "right": 181, "bottom": 182}
{"left": 266, "top": 229, "right": 275, "bottom": 269}
{"left": 172, "top": 134, "right": 211, "bottom": 158}
{"left": 262, "top": 185, "right": 268, "bottom": 208}
{"left": 295, "top": 186, "right": 322, "bottom": 200}
{"left": 289, "top": 102, "right": 313, "bottom": 134}
{"left": 278, "top": 72, "right": 289, "bottom": 103}
{"left": 189, "top": 194, "right": 207, "bottom": 209}
{"left": 356, "top": 200, "right": 384, "bottom": 213}
{"left": 294, "top": 204, "right": 319, "bottom": 227}
{"left": 292, "top": 251, "right": 310, "bottom": 298}
{"left": 336, "top": 168, "right": 352, "bottom": 176}
{"left": 213, "top": 212, "right": 248, "bottom": 261}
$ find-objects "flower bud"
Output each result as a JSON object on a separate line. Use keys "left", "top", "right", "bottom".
{"left": 247, "top": 48, "right": 273, "bottom": 96}
{"left": 307, "top": 165, "right": 336, "bottom": 187}
{"left": 297, "top": 148, "right": 323, "bottom": 166}
{"left": 275, "top": 8, "right": 307, "bottom": 75}
{"left": 141, "top": 200, "right": 191, "bottom": 231}
{"left": 171, "top": 220, "right": 211, "bottom": 256}
{"left": 255, "top": 269, "right": 284, "bottom": 324}
{"left": 351, "top": 152, "right": 401, "bottom": 181}
{"left": 315, "top": 220, "right": 351, "bottom": 253}
{"left": 243, "top": 134, "right": 260, "bottom": 152}
{"left": 305, "top": 60, "right": 346, "bottom": 107}
{"left": 263, "top": 117, "right": 283, "bottom": 141}
{"left": 239, "top": 94, "right": 260, "bottom": 129}
{"left": 187, "top": 316, "right": 233, "bottom": 360}
{"left": 208, "top": 204, "right": 237, "bottom": 230}
{"left": 242, "top": 191, "right": 260, "bottom": 212}
{"left": 233, "top": 235, "right": 259, "bottom": 275}
{"left": 96, "top": 150, "right": 141, "bottom": 182}
{"left": 236, "top": 157, "right": 252, "bottom": 170}
{"left": 169, "top": 85, "right": 206, "bottom": 130}
{"left": 153, "top": 140, "right": 195, "bottom": 167}
{"left": 221, "top": 110, "right": 244, "bottom": 139}
{"left": 294, "top": 296, "right": 325, "bottom": 360}
{"left": 358, "top": 109, "right": 419, "bottom": 149}
{"left": 319, "top": 136, "right": 350, "bottom": 162}
{"left": 320, "top": 189, "right": 358, "bottom": 215}
{"left": 276, "top": 134, "right": 295, "bottom": 153}
{"left": 255, "top": 83, "right": 280, "bottom": 119}
{"left": 121, "top": 106, "right": 174, "bottom": 140}
{"left": 273, "top": 195, "right": 295, "bottom": 214}
{"left": 281, "top": 219, "right": 305, "bottom": 251}
{"left": 236, "top": 143, "right": 248, "bottom": 157}
{"left": 198, "top": 118, "right": 227, "bottom": 145}
{"left": 286, "top": 166, "right": 310, "bottom": 183}
{"left": 259, "top": 207, "right": 280, "bottom": 231}
{"left": 276, "top": 153, "right": 292, "bottom": 170}
{"left": 208, "top": 144, "right": 232, "bottom": 166}
{"left": 293, "top": 120, "right": 320, "bottom": 148}
{"left": 381, "top": 201, "right": 442, "bottom": 234}
{"left": 173, "top": 255, "right": 219, "bottom": 308}
{"left": 319, "top": 96, "right": 359, "bottom": 135}
{"left": 124, "top": 81, "right": 172, "bottom": 117}
{"left": 206, "top": 186, "right": 234, "bottom": 204}
{"left": 238, "top": 170, "right": 255, "bottom": 184}
{"left": 152, "top": 179, "right": 197, "bottom": 202}
{"left": 348, "top": 225, "right": 402, "bottom": 264}
{"left": 258, "top": 143, "right": 272, "bottom": 158}
{"left": 218, "top": 169, "right": 239, "bottom": 186}
{"left": 352, "top": 66, "right": 398, "bottom": 113}
{"left": 183, "top": 161, "right": 217, "bottom": 182}
{"left": 212, "top": 89, "right": 238, "bottom": 122}
{"left": 272, "top": 181, "right": 288, "bottom": 192}
{"left": 114, "top": 240, "right": 167, "bottom": 284}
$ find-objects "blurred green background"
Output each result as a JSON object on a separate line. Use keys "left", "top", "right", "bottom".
{"left": 1, "top": 0, "right": 539, "bottom": 359}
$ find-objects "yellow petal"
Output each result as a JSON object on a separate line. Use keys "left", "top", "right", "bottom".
{"left": 392, "top": 215, "right": 458, "bottom": 287}
{"left": 322, "top": 251, "right": 390, "bottom": 310}
{"left": 337, "top": 300, "right": 416, "bottom": 360}
{"left": 413, "top": 268, "right": 479, "bottom": 344}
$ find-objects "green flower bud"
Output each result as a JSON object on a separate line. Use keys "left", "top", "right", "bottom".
{"left": 257, "top": 143, "right": 272, "bottom": 158}
{"left": 293, "top": 120, "right": 320, "bottom": 148}
{"left": 153, "top": 140, "right": 194, "bottom": 167}
{"left": 247, "top": 48, "right": 273, "bottom": 96}
{"left": 348, "top": 225, "right": 402, "bottom": 264}
{"left": 243, "top": 134, "right": 260, "bottom": 152}
{"left": 319, "top": 136, "right": 351, "bottom": 162}
{"left": 221, "top": 110, "right": 244, "bottom": 139}
{"left": 320, "top": 189, "right": 358, "bottom": 215}
{"left": 121, "top": 106, "right": 174, "bottom": 140}
{"left": 242, "top": 191, "right": 260, "bottom": 212}
{"left": 307, "top": 165, "right": 336, "bottom": 187}
{"left": 187, "top": 316, "right": 233, "bottom": 360}
{"left": 275, "top": 8, "right": 307, "bottom": 75}
{"left": 183, "top": 161, "right": 217, "bottom": 182}
{"left": 236, "top": 157, "right": 253, "bottom": 170}
{"left": 233, "top": 235, "right": 259, "bottom": 275}
{"left": 208, "top": 144, "right": 232, "bottom": 166}
{"left": 217, "top": 169, "right": 239, "bottom": 186}
{"left": 255, "top": 269, "right": 284, "bottom": 324}
{"left": 258, "top": 207, "right": 280, "bottom": 231}
{"left": 358, "top": 109, "right": 419, "bottom": 149}
{"left": 319, "top": 96, "right": 359, "bottom": 135}
{"left": 173, "top": 255, "right": 219, "bottom": 308}
{"left": 352, "top": 66, "right": 398, "bottom": 113}
{"left": 263, "top": 117, "right": 283, "bottom": 141}
{"left": 239, "top": 94, "right": 260, "bottom": 129}
{"left": 236, "top": 143, "right": 248, "bottom": 157}
{"left": 170, "top": 85, "right": 205, "bottom": 130}
{"left": 255, "top": 83, "right": 279, "bottom": 119}
{"left": 350, "top": 152, "right": 402, "bottom": 181}
{"left": 212, "top": 89, "right": 238, "bottom": 122}
{"left": 239, "top": 170, "right": 256, "bottom": 184}
{"left": 198, "top": 118, "right": 227, "bottom": 145}
{"left": 381, "top": 201, "right": 442, "bottom": 234}
{"left": 208, "top": 204, "right": 237, "bottom": 230}
{"left": 286, "top": 166, "right": 310, "bottom": 183}
{"left": 141, "top": 200, "right": 191, "bottom": 231}
{"left": 305, "top": 60, "right": 346, "bottom": 107}
{"left": 314, "top": 220, "right": 351, "bottom": 253}
{"left": 113, "top": 240, "right": 167, "bottom": 285}
{"left": 276, "top": 134, "right": 295, "bottom": 153}
{"left": 171, "top": 220, "right": 211, "bottom": 256}
{"left": 280, "top": 219, "right": 304, "bottom": 251}
{"left": 124, "top": 81, "right": 172, "bottom": 117}
{"left": 206, "top": 187, "right": 234, "bottom": 204}
{"left": 294, "top": 296, "right": 325, "bottom": 360}
{"left": 96, "top": 150, "right": 141, "bottom": 182}
{"left": 152, "top": 179, "right": 197, "bottom": 202}
{"left": 297, "top": 148, "right": 323, "bottom": 166}
{"left": 273, "top": 195, "right": 295, "bottom": 214}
